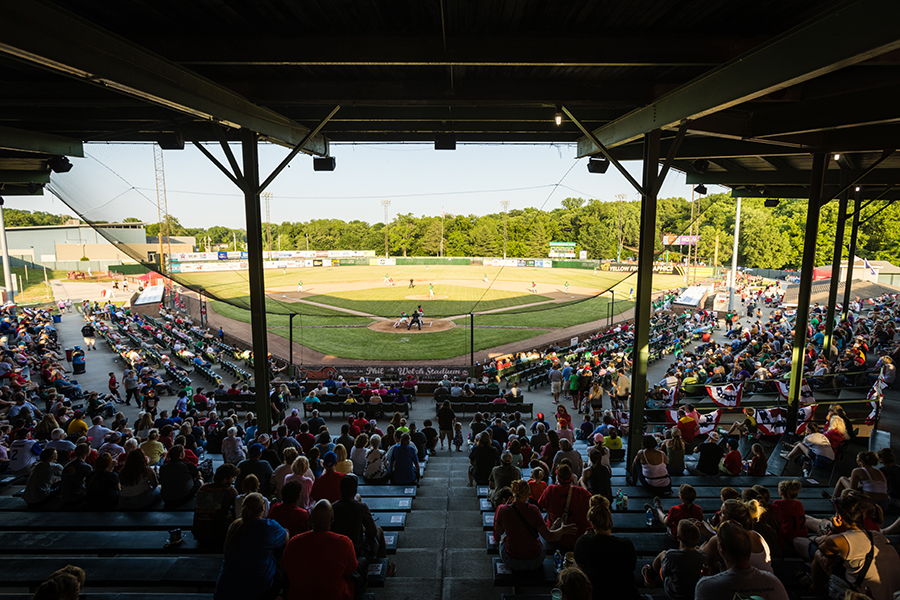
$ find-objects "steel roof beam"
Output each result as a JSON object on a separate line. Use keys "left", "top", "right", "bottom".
{"left": 730, "top": 185, "right": 900, "bottom": 200}
{"left": 0, "top": 170, "right": 50, "bottom": 184}
{"left": 749, "top": 85, "right": 900, "bottom": 138}
{"left": 0, "top": 125, "right": 83, "bottom": 157}
{"left": 577, "top": 0, "right": 900, "bottom": 156}
{"left": 0, "top": 1, "right": 328, "bottom": 155}
{"left": 687, "top": 168, "right": 900, "bottom": 186}
{"left": 147, "top": 36, "right": 763, "bottom": 67}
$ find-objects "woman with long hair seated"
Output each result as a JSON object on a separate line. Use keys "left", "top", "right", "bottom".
{"left": 214, "top": 492, "right": 288, "bottom": 600}
{"left": 493, "top": 479, "right": 576, "bottom": 571}
{"left": 574, "top": 494, "right": 642, "bottom": 600}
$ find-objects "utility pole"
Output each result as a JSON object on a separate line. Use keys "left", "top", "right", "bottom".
{"left": 233, "top": 231, "right": 236, "bottom": 251}
{"left": 381, "top": 200, "right": 391, "bottom": 258}
{"left": 500, "top": 200, "right": 510, "bottom": 259}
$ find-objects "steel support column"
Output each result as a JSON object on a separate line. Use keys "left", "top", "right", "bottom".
{"left": 786, "top": 153, "right": 828, "bottom": 433}
{"left": 627, "top": 129, "right": 660, "bottom": 469}
{"left": 823, "top": 184, "right": 849, "bottom": 358}
{"left": 241, "top": 129, "right": 273, "bottom": 434}
{"left": 289, "top": 313, "right": 295, "bottom": 374}
{"left": 841, "top": 188, "right": 862, "bottom": 321}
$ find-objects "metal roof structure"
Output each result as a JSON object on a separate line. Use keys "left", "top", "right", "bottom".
{"left": 1, "top": 0, "right": 899, "bottom": 438}
{"left": 1, "top": 0, "right": 899, "bottom": 200}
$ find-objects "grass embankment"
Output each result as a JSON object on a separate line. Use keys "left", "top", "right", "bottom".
{"left": 0, "top": 267, "right": 67, "bottom": 304}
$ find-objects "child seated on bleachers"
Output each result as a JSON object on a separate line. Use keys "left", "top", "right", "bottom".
{"left": 642, "top": 520, "right": 708, "bottom": 599}
{"left": 711, "top": 487, "right": 740, "bottom": 527}
{"left": 645, "top": 483, "right": 703, "bottom": 541}
{"left": 527, "top": 467, "right": 547, "bottom": 504}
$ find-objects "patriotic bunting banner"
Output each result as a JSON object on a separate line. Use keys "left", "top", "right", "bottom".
{"left": 664, "top": 409, "right": 721, "bottom": 435}
{"left": 776, "top": 380, "right": 815, "bottom": 405}
{"left": 796, "top": 405, "right": 818, "bottom": 435}
{"left": 697, "top": 409, "right": 722, "bottom": 435}
{"left": 756, "top": 406, "right": 818, "bottom": 435}
{"left": 756, "top": 408, "right": 785, "bottom": 435}
{"left": 707, "top": 383, "right": 743, "bottom": 407}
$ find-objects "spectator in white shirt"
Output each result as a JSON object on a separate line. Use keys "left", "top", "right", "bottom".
{"left": 86, "top": 416, "right": 111, "bottom": 450}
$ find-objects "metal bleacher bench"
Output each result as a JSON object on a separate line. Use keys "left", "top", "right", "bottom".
{"left": 433, "top": 401, "right": 533, "bottom": 417}
{"left": 303, "top": 400, "right": 409, "bottom": 418}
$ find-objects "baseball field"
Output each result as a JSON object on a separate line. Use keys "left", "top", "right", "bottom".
{"left": 177, "top": 264, "right": 684, "bottom": 361}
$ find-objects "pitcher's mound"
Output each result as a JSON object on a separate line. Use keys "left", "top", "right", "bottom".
{"left": 405, "top": 294, "right": 448, "bottom": 300}
{"left": 368, "top": 319, "right": 455, "bottom": 333}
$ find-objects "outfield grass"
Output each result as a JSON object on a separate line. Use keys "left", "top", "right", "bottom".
{"left": 475, "top": 296, "right": 635, "bottom": 328}
{"left": 268, "top": 323, "right": 550, "bottom": 361}
{"left": 178, "top": 265, "right": 648, "bottom": 298}
{"left": 304, "top": 285, "right": 550, "bottom": 318}
{"left": 210, "top": 299, "right": 370, "bottom": 326}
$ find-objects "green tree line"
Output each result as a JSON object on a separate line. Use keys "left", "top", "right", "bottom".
{"left": 10, "top": 192, "right": 900, "bottom": 269}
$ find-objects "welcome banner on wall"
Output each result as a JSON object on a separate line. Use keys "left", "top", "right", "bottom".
{"left": 293, "top": 364, "right": 473, "bottom": 380}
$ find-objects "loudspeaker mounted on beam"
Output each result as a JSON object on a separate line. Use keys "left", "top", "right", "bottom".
{"left": 435, "top": 134, "right": 456, "bottom": 150}
{"left": 313, "top": 157, "right": 336, "bottom": 171}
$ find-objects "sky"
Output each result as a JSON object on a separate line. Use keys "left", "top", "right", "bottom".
{"left": 12, "top": 142, "right": 726, "bottom": 229}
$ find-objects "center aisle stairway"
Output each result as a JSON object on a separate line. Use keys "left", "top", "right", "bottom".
{"left": 374, "top": 450, "right": 514, "bottom": 600}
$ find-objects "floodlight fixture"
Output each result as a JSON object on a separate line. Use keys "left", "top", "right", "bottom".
{"left": 833, "top": 153, "right": 840, "bottom": 161}
{"left": 313, "top": 157, "right": 336, "bottom": 171}
{"left": 695, "top": 184, "right": 707, "bottom": 195}
{"left": 691, "top": 159, "right": 709, "bottom": 174}
{"left": 855, "top": 186, "right": 861, "bottom": 192}
{"left": 764, "top": 198, "right": 779, "bottom": 207}
{"left": 555, "top": 105, "right": 562, "bottom": 126}
{"left": 48, "top": 156, "right": 72, "bottom": 173}
{"left": 435, "top": 133, "right": 456, "bottom": 150}
{"left": 157, "top": 133, "right": 185, "bottom": 150}
{"left": 587, "top": 157, "right": 610, "bottom": 174}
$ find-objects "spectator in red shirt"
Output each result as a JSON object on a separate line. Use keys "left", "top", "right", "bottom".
{"left": 267, "top": 480, "right": 310, "bottom": 538}
{"left": 311, "top": 452, "right": 344, "bottom": 503}
{"left": 645, "top": 483, "right": 703, "bottom": 540}
{"left": 773, "top": 479, "right": 807, "bottom": 549}
{"left": 352, "top": 413, "right": 369, "bottom": 435}
{"left": 282, "top": 500, "right": 360, "bottom": 600}
{"left": 675, "top": 409, "right": 699, "bottom": 445}
{"left": 745, "top": 443, "right": 768, "bottom": 476}
{"left": 346, "top": 416, "right": 360, "bottom": 438}
{"left": 284, "top": 409, "right": 302, "bottom": 434}
{"left": 538, "top": 463, "right": 592, "bottom": 550}
{"left": 296, "top": 423, "right": 315, "bottom": 454}
{"left": 720, "top": 439, "right": 742, "bottom": 476}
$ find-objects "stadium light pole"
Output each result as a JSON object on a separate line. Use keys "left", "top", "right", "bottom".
{"left": 381, "top": 199, "right": 390, "bottom": 258}
{"left": 727, "top": 197, "right": 742, "bottom": 312}
{"left": 288, "top": 313, "right": 295, "bottom": 374}
{"left": 500, "top": 200, "right": 510, "bottom": 259}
